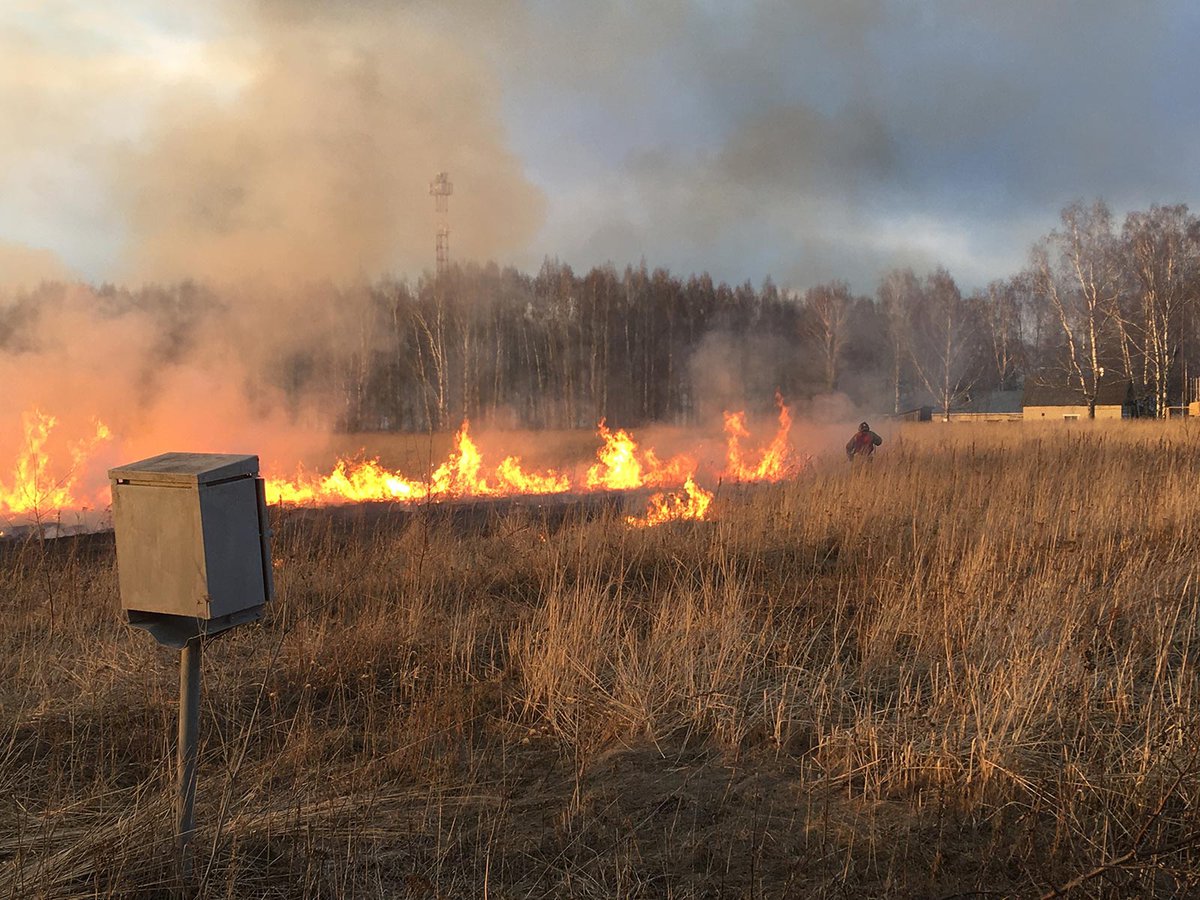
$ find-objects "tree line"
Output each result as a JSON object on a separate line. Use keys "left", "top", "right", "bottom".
{"left": 4, "top": 200, "right": 1198, "bottom": 430}
{"left": 344, "top": 199, "right": 1200, "bottom": 426}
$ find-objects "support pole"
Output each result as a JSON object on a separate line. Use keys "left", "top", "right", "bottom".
{"left": 177, "top": 636, "right": 202, "bottom": 883}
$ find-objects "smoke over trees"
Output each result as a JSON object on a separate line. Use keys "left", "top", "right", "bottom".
{"left": 3, "top": 200, "right": 1200, "bottom": 436}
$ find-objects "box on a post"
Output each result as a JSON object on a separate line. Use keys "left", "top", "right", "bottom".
{"left": 109, "top": 452, "right": 274, "bottom": 648}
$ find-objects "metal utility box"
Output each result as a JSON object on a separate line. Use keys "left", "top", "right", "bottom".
{"left": 109, "top": 452, "right": 273, "bottom": 645}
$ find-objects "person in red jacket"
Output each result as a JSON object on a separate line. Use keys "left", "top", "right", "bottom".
{"left": 845, "top": 421, "right": 883, "bottom": 461}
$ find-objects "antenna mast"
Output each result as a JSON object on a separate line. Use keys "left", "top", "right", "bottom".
{"left": 429, "top": 172, "right": 453, "bottom": 277}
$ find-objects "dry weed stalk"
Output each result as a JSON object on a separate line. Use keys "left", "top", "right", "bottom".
{"left": 0, "top": 422, "right": 1197, "bottom": 897}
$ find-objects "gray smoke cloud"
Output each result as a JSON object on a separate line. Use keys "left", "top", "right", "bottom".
{"left": 493, "top": 0, "right": 1200, "bottom": 292}
{"left": 3, "top": 1, "right": 1195, "bottom": 293}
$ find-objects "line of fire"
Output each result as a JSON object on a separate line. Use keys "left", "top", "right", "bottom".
{"left": 0, "top": 396, "right": 803, "bottom": 539}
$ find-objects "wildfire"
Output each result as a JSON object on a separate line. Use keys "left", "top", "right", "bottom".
{"left": 4, "top": 396, "right": 803, "bottom": 532}
{"left": 586, "top": 420, "right": 697, "bottom": 491}
{"left": 264, "top": 457, "right": 427, "bottom": 506}
{"left": 264, "top": 420, "right": 570, "bottom": 505}
{"left": 723, "top": 393, "right": 797, "bottom": 482}
{"left": 426, "top": 422, "right": 570, "bottom": 497}
{"left": 0, "top": 410, "right": 111, "bottom": 519}
{"left": 626, "top": 476, "right": 714, "bottom": 528}
{"left": 493, "top": 455, "right": 572, "bottom": 495}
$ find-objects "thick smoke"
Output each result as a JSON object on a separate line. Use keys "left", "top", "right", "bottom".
{"left": 687, "top": 330, "right": 797, "bottom": 422}
{"left": 0, "top": 0, "right": 546, "bottom": 509}
{"left": 0, "top": 242, "right": 75, "bottom": 290}
{"left": 115, "top": 1, "right": 543, "bottom": 284}
{"left": 685, "top": 328, "right": 886, "bottom": 463}
{"left": 0, "top": 286, "right": 331, "bottom": 511}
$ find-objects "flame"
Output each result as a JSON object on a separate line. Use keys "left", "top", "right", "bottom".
{"left": 723, "top": 392, "right": 797, "bottom": 482}
{"left": 0, "top": 410, "right": 111, "bottom": 519}
{"left": 586, "top": 420, "right": 696, "bottom": 490}
{"left": 267, "top": 417, "right": 708, "bottom": 526}
{"left": 494, "top": 456, "right": 571, "bottom": 495}
{"left": 428, "top": 420, "right": 489, "bottom": 495}
{"left": 265, "top": 457, "right": 427, "bottom": 505}
{"left": 626, "top": 476, "right": 714, "bottom": 528}
{"left": 265, "top": 420, "right": 569, "bottom": 505}
{"left": 5, "top": 395, "right": 806, "bottom": 531}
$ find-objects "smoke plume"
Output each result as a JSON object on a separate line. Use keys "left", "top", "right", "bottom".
{"left": 0, "top": 0, "right": 546, "bottom": 513}
{"left": 115, "top": 1, "right": 544, "bottom": 284}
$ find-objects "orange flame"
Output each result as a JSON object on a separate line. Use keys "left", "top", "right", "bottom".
{"left": 723, "top": 393, "right": 797, "bottom": 482}
{"left": 0, "top": 410, "right": 111, "bottom": 519}
{"left": 6, "top": 396, "right": 808, "bottom": 531}
{"left": 265, "top": 457, "right": 428, "bottom": 505}
{"left": 494, "top": 455, "right": 572, "bottom": 495}
{"left": 626, "top": 476, "right": 714, "bottom": 528}
{"left": 265, "top": 420, "right": 569, "bottom": 505}
{"left": 586, "top": 420, "right": 696, "bottom": 490}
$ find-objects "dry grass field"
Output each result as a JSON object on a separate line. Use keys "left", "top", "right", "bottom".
{"left": 2, "top": 422, "right": 1199, "bottom": 898}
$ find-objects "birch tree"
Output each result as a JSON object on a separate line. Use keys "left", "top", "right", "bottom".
{"left": 1032, "top": 201, "right": 1122, "bottom": 418}
{"left": 878, "top": 268, "right": 922, "bottom": 413}
{"left": 908, "top": 268, "right": 982, "bottom": 420}
{"left": 979, "top": 278, "right": 1024, "bottom": 391}
{"left": 1122, "top": 204, "right": 1200, "bottom": 417}
{"left": 802, "top": 280, "right": 853, "bottom": 392}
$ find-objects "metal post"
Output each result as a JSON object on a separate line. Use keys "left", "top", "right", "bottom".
{"left": 177, "top": 636, "right": 202, "bottom": 883}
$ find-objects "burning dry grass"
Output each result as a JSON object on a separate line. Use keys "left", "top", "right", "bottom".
{"left": 2, "top": 422, "right": 1199, "bottom": 897}
{"left": 0, "top": 402, "right": 801, "bottom": 529}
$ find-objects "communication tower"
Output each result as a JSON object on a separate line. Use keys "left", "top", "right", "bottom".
{"left": 429, "top": 172, "right": 453, "bottom": 276}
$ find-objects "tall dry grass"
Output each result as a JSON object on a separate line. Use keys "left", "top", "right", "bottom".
{"left": 1, "top": 422, "right": 1198, "bottom": 898}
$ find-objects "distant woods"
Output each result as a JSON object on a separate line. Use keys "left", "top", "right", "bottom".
{"left": 4, "top": 200, "right": 1199, "bottom": 430}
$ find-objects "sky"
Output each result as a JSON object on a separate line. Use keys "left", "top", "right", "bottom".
{"left": 2, "top": 0, "right": 1198, "bottom": 295}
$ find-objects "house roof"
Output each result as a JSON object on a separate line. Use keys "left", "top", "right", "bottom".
{"left": 1022, "top": 373, "right": 1132, "bottom": 408}
{"left": 900, "top": 389, "right": 1024, "bottom": 414}
{"left": 956, "top": 390, "right": 1024, "bottom": 414}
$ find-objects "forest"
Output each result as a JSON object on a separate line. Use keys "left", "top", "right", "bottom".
{"left": 3, "top": 200, "right": 1198, "bottom": 431}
